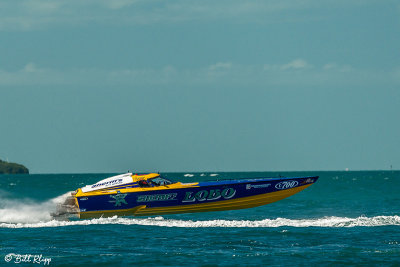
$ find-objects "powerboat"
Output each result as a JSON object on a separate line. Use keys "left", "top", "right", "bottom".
{"left": 55, "top": 173, "right": 318, "bottom": 219}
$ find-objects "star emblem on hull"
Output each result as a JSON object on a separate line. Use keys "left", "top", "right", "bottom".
{"left": 109, "top": 192, "right": 128, "bottom": 206}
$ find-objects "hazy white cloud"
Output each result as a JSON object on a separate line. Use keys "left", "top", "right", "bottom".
{"left": 281, "top": 59, "right": 312, "bottom": 70}
{"left": 23, "top": 63, "right": 42, "bottom": 73}
{"left": 208, "top": 62, "right": 232, "bottom": 71}
{"left": 0, "top": 0, "right": 384, "bottom": 31}
{"left": 0, "top": 61, "right": 397, "bottom": 88}
{"left": 22, "top": 0, "right": 63, "bottom": 13}
{"left": 392, "top": 68, "right": 400, "bottom": 82}
{"left": 323, "top": 63, "right": 337, "bottom": 70}
{"left": 264, "top": 59, "right": 312, "bottom": 71}
{"left": 102, "top": 0, "right": 140, "bottom": 10}
{"left": 323, "top": 63, "right": 354, "bottom": 72}
{"left": 0, "top": 63, "right": 65, "bottom": 85}
{"left": 162, "top": 65, "right": 177, "bottom": 74}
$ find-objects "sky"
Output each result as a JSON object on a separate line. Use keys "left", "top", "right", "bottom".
{"left": 0, "top": 0, "right": 399, "bottom": 173}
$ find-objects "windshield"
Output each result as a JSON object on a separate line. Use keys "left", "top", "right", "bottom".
{"left": 149, "top": 177, "right": 174, "bottom": 186}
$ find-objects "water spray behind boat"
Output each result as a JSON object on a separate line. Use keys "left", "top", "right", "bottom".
{"left": 51, "top": 191, "right": 80, "bottom": 220}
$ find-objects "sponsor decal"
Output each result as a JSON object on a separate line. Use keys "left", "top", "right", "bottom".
{"left": 301, "top": 178, "right": 315, "bottom": 185}
{"left": 246, "top": 184, "right": 271, "bottom": 190}
{"left": 109, "top": 192, "right": 128, "bottom": 206}
{"left": 137, "top": 193, "right": 177, "bottom": 202}
{"left": 275, "top": 180, "right": 299, "bottom": 190}
{"left": 92, "top": 178, "right": 123, "bottom": 189}
{"left": 182, "top": 188, "right": 236, "bottom": 203}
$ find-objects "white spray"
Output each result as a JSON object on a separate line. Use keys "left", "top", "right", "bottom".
{"left": 0, "top": 191, "right": 71, "bottom": 224}
{"left": 1, "top": 214, "right": 400, "bottom": 229}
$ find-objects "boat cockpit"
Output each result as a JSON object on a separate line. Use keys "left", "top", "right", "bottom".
{"left": 138, "top": 176, "right": 174, "bottom": 187}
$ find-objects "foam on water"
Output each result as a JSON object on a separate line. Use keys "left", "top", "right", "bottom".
{"left": 0, "top": 192, "right": 71, "bottom": 224}
{"left": 1, "top": 215, "right": 399, "bottom": 229}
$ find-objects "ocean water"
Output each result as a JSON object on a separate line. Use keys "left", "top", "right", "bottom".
{"left": 1, "top": 171, "right": 399, "bottom": 266}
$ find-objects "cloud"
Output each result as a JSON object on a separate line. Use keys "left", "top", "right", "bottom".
{"left": 264, "top": 59, "right": 312, "bottom": 71}
{"left": 22, "top": 0, "right": 63, "bottom": 13}
{"left": 23, "top": 63, "right": 42, "bottom": 73}
{"left": 208, "top": 62, "right": 232, "bottom": 71}
{"left": 0, "top": 60, "right": 398, "bottom": 88}
{"left": 0, "top": 63, "right": 65, "bottom": 86}
{"left": 0, "top": 0, "right": 384, "bottom": 31}
{"left": 391, "top": 68, "right": 400, "bottom": 82}
{"left": 281, "top": 59, "right": 312, "bottom": 70}
{"left": 102, "top": 0, "right": 139, "bottom": 10}
{"left": 323, "top": 63, "right": 354, "bottom": 72}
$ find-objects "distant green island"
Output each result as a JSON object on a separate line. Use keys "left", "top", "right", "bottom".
{"left": 0, "top": 159, "right": 29, "bottom": 174}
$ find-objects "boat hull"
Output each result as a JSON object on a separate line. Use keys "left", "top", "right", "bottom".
{"left": 75, "top": 176, "right": 318, "bottom": 219}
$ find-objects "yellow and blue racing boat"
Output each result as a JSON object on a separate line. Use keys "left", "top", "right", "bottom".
{"left": 56, "top": 173, "right": 318, "bottom": 219}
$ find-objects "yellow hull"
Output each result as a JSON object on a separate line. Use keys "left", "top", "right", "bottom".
{"left": 78, "top": 184, "right": 312, "bottom": 219}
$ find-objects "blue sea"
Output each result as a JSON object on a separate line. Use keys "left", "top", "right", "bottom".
{"left": 1, "top": 171, "right": 399, "bottom": 266}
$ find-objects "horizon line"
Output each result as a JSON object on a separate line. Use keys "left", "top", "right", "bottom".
{"left": 11, "top": 169, "right": 400, "bottom": 175}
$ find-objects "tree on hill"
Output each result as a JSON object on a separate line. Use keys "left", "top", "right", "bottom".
{"left": 0, "top": 159, "right": 29, "bottom": 174}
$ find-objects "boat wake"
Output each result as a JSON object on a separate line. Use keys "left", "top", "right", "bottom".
{"left": 1, "top": 191, "right": 399, "bottom": 229}
{"left": 0, "top": 191, "right": 72, "bottom": 224}
{"left": 1, "top": 214, "right": 400, "bottom": 229}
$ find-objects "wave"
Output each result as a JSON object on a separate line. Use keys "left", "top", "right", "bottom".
{"left": 1, "top": 191, "right": 399, "bottom": 229}
{"left": 1, "top": 215, "right": 400, "bottom": 229}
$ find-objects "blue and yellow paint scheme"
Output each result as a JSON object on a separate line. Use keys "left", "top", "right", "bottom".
{"left": 66, "top": 173, "right": 318, "bottom": 219}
